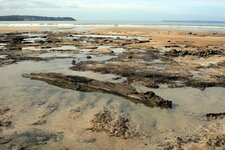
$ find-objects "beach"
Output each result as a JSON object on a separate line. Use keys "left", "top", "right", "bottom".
{"left": 0, "top": 25, "right": 225, "bottom": 150}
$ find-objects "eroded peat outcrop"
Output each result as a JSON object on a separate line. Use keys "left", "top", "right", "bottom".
{"left": 22, "top": 73, "right": 172, "bottom": 109}
{"left": 70, "top": 60, "right": 225, "bottom": 90}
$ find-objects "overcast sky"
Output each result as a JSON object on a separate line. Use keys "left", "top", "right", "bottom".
{"left": 0, "top": 0, "right": 224, "bottom": 21}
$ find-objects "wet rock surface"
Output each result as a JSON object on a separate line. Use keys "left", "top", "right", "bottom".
{"left": 0, "top": 129, "right": 63, "bottom": 150}
{"left": 206, "top": 112, "right": 225, "bottom": 120}
{"left": 0, "top": 29, "right": 225, "bottom": 149}
{"left": 1, "top": 31, "right": 225, "bottom": 90}
{"left": 206, "top": 134, "right": 225, "bottom": 149}
{"left": 22, "top": 73, "right": 172, "bottom": 108}
{"left": 0, "top": 31, "right": 150, "bottom": 67}
{"left": 157, "top": 125, "right": 225, "bottom": 150}
{"left": 165, "top": 48, "right": 224, "bottom": 57}
{"left": 70, "top": 60, "right": 225, "bottom": 89}
{"left": 88, "top": 109, "right": 137, "bottom": 139}
{"left": 0, "top": 107, "right": 12, "bottom": 128}
{"left": 77, "top": 137, "right": 96, "bottom": 144}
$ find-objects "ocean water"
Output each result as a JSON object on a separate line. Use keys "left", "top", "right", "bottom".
{"left": 0, "top": 21, "right": 225, "bottom": 31}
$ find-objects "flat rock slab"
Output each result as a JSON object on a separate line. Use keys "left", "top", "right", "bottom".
{"left": 22, "top": 73, "right": 172, "bottom": 109}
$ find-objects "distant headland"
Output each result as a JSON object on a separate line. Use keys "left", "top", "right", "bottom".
{"left": 0, "top": 15, "right": 76, "bottom": 21}
{"left": 162, "top": 20, "right": 225, "bottom": 24}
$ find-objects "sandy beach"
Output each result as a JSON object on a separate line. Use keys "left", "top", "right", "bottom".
{"left": 0, "top": 26, "right": 225, "bottom": 150}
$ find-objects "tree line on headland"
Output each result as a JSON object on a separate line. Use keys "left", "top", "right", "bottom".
{"left": 0, "top": 15, "right": 76, "bottom": 21}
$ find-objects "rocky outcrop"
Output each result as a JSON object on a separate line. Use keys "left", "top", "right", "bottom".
{"left": 206, "top": 112, "right": 225, "bottom": 120}
{"left": 165, "top": 49, "right": 224, "bottom": 57}
{"left": 70, "top": 61, "right": 225, "bottom": 90}
{"left": 0, "top": 107, "right": 12, "bottom": 127}
{"left": 88, "top": 109, "right": 136, "bottom": 139}
{"left": 22, "top": 73, "right": 172, "bottom": 109}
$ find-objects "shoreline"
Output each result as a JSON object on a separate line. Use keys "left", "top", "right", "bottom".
{"left": 0, "top": 26, "right": 225, "bottom": 149}
{"left": 0, "top": 22, "right": 225, "bottom": 32}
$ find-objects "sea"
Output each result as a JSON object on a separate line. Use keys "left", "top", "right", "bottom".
{"left": 0, "top": 21, "right": 225, "bottom": 31}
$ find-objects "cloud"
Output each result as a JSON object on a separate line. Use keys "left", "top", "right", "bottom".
{"left": 60, "top": 0, "right": 225, "bottom": 9}
{"left": 0, "top": 0, "right": 60, "bottom": 10}
{"left": 68, "top": 5, "right": 80, "bottom": 9}
{"left": 0, "top": 0, "right": 224, "bottom": 21}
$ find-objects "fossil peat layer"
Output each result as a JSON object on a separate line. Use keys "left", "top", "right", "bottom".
{"left": 1, "top": 29, "right": 225, "bottom": 108}
{"left": 0, "top": 27, "right": 225, "bottom": 149}
{"left": 22, "top": 73, "right": 172, "bottom": 108}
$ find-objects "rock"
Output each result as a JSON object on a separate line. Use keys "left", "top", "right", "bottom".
{"left": 0, "top": 107, "right": 12, "bottom": 127}
{"left": 72, "top": 107, "right": 82, "bottom": 113}
{"left": 175, "top": 137, "right": 183, "bottom": 150}
{"left": 165, "top": 49, "right": 223, "bottom": 57}
{"left": 112, "top": 76, "right": 122, "bottom": 80}
{"left": 139, "top": 40, "right": 150, "bottom": 43}
{"left": 0, "top": 107, "right": 10, "bottom": 115}
{"left": 86, "top": 55, "right": 92, "bottom": 59}
{"left": 71, "top": 59, "right": 76, "bottom": 65}
{"left": 77, "top": 138, "right": 96, "bottom": 143}
{"left": 144, "top": 91, "right": 155, "bottom": 98}
{"left": 88, "top": 109, "right": 136, "bottom": 139}
{"left": 206, "top": 112, "right": 225, "bottom": 120}
{"left": 128, "top": 55, "right": 133, "bottom": 59}
{"left": 206, "top": 134, "right": 225, "bottom": 148}
{"left": 41, "top": 46, "right": 51, "bottom": 49}
{"left": 32, "top": 119, "right": 47, "bottom": 126}
{"left": 41, "top": 104, "right": 58, "bottom": 118}
{"left": 0, "top": 120, "right": 11, "bottom": 127}
{"left": 71, "top": 60, "right": 225, "bottom": 90}
{"left": 0, "top": 129, "right": 64, "bottom": 149}
{"left": 22, "top": 73, "right": 172, "bottom": 109}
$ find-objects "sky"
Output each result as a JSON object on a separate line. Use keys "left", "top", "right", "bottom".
{"left": 0, "top": 0, "right": 224, "bottom": 21}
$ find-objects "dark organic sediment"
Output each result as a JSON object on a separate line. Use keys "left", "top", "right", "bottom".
{"left": 70, "top": 61, "right": 225, "bottom": 90}
{"left": 0, "top": 28, "right": 225, "bottom": 149}
{"left": 206, "top": 112, "right": 225, "bottom": 120}
{"left": 165, "top": 49, "right": 224, "bottom": 57}
{"left": 22, "top": 73, "right": 172, "bottom": 109}
{"left": 0, "top": 129, "right": 63, "bottom": 149}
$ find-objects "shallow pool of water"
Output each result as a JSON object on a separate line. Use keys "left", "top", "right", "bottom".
{"left": 111, "top": 47, "right": 126, "bottom": 55}
{"left": 22, "top": 33, "right": 47, "bottom": 43}
{"left": 0, "top": 55, "right": 7, "bottom": 59}
{"left": 70, "top": 34, "right": 146, "bottom": 40}
{"left": 23, "top": 37, "right": 46, "bottom": 43}
{"left": 0, "top": 59, "right": 224, "bottom": 134}
{"left": 21, "top": 33, "right": 47, "bottom": 37}
{"left": 0, "top": 43, "right": 6, "bottom": 49}
{"left": 38, "top": 52, "right": 77, "bottom": 58}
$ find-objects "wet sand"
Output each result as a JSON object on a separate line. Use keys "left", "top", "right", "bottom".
{"left": 0, "top": 27, "right": 225, "bottom": 150}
